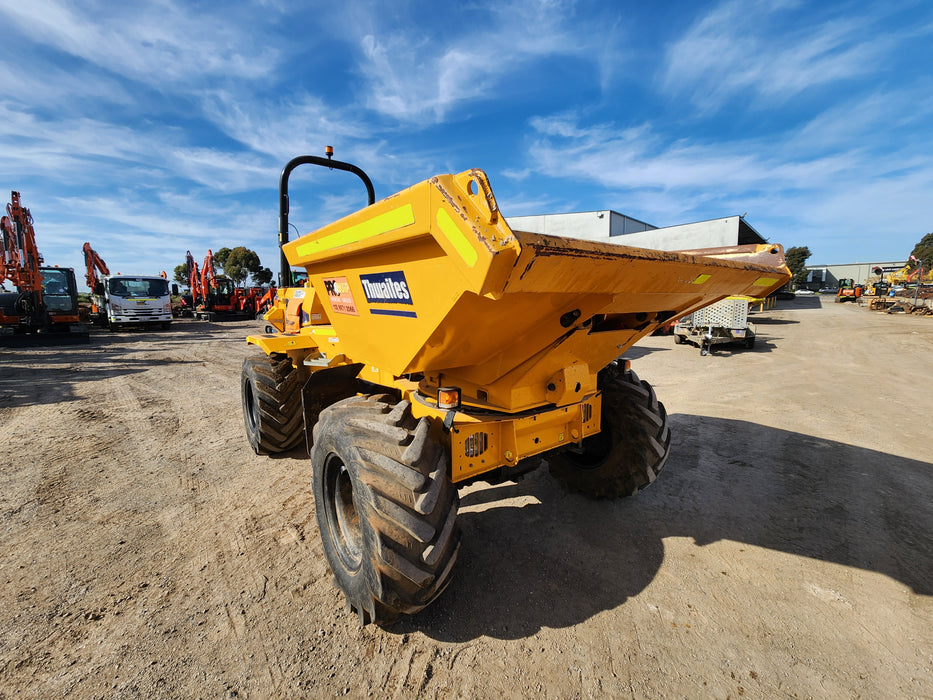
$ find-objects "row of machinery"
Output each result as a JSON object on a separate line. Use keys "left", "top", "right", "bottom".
{"left": 239, "top": 151, "right": 792, "bottom": 626}
{"left": 183, "top": 249, "right": 273, "bottom": 321}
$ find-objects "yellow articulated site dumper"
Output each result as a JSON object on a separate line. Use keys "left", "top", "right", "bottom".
{"left": 241, "top": 150, "right": 791, "bottom": 625}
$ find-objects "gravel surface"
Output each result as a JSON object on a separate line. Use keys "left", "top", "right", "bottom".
{"left": 0, "top": 296, "right": 930, "bottom": 698}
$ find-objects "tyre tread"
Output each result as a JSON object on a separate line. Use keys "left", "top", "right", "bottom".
{"left": 549, "top": 366, "right": 672, "bottom": 498}
{"left": 311, "top": 395, "right": 460, "bottom": 625}
{"left": 242, "top": 354, "right": 304, "bottom": 454}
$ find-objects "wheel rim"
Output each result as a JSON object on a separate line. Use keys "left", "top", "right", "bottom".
{"left": 323, "top": 453, "right": 363, "bottom": 573}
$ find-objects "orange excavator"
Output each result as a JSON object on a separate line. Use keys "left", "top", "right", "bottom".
{"left": 0, "top": 191, "right": 87, "bottom": 345}
{"left": 200, "top": 248, "right": 237, "bottom": 319}
{"left": 82, "top": 241, "right": 110, "bottom": 289}
{"left": 181, "top": 250, "right": 201, "bottom": 315}
{"left": 254, "top": 285, "right": 276, "bottom": 314}
{"left": 188, "top": 249, "right": 262, "bottom": 321}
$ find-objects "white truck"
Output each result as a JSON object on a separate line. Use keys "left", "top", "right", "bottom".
{"left": 90, "top": 275, "right": 174, "bottom": 330}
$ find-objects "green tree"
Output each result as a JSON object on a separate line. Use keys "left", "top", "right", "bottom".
{"left": 785, "top": 245, "right": 812, "bottom": 288}
{"left": 212, "top": 247, "right": 232, "bottom": 271}
{"left": 173, "top": 264, "right": 189, "bottom": 288}
{"left": 213, "top": 246, "right": 264, "bottom": 287}
{"left": 909, "top": 232, "right": 933, "bottom": 270}
{"left": 252, "top": 267, "right": 273, "bottom": 285}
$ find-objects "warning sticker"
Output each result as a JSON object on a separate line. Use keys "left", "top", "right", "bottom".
{"left": 322, "top": 276, "right": 358, "bottom": 316}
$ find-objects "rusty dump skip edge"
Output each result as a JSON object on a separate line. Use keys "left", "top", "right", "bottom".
{"left": 512, "top": 232, "right": 790, "bottom": 285}
{"left": 672, "top": 244, "right": 788, "bottom": 269}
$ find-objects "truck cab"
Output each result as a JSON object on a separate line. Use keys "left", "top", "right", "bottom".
{"left": 0, "top": 267, "right": 87, "bottom": 344}
{"left": 93, "top": 275, "right": 173, "bottom": 330}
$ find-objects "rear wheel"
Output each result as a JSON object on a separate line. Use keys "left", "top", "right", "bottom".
{"left": 241, "top": 353, "right": 304, "bottom": 454}
{"left": 549, "top": 364, "right": 671, "bottom": 498}
{"left": 311, "top": 395, "right": 460, "bottom": 625}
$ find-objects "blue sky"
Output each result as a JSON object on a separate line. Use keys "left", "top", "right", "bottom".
{"left": 1, "top": 0, "right": 931, "bottom": 290}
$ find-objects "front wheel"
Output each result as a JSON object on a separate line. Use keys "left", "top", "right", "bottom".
{"left": 549, "top": 365, "right": 671, "bottom": 498}
{"left": 241, "top": 353, "right": 304, "bottom": 454}
{"left": 311, "top": 395, "right": 460, "bottom": 625}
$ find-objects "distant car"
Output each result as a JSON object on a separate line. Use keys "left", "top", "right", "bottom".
{"left": 796, "top": 289, "right": 816, "bottom": 295}
{"left": 891, "top": 286, "right": 906, "bottom": 293}
{"left": 818, "top": 287, "right": 838, "bottom": 294}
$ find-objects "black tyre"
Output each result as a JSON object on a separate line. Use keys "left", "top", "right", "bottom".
{"left": 311, "top": 395, "right": 460, "bottom": 625}
{"left": 673, "top": 333, "right": 685, "bottom": 345}
{"left": 549, "top": 365, "right": 671, "bottom": 498}
{"left": 744, "top": 334, "right": 756, "bottom": 349}
{"left": 241, "top": 353, "right": 304, "bottom": 454}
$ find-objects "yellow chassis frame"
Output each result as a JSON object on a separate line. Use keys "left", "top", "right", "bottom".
{"left": 411, "top": 392, "right": 602, "bottom": 483}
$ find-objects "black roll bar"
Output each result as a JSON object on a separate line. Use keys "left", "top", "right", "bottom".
{"left": 278, "top": 152, "right": 375, "bottom": 287}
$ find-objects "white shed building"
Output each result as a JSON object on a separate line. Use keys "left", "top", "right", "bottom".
{"left": 506, "top": 211, "right": 767, "bottom": 250}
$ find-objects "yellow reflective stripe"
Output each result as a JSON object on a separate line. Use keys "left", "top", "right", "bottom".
{"left": 692, "top": 274, "right": 711, "bottom": 284}
{"left": 295, "top": 204, "right": 415, "bottom": 257}
{"left": 311, "top": 326, "right": 336, "bottom": 335}
{"left": 753, "top": 277, "right": 779, "bottom": 286}
{"left": 436, "top": 208, "right": 478, "bottom": 267}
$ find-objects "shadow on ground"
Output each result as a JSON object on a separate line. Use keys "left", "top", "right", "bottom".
{"left": 0, "top": 325, "right": 233, "bottom": 408}
{"left": 781, "top": 295, "right": 824, "bottom": 309}
{"left": 399, "top": 414, "right": 932, "bottom": 641}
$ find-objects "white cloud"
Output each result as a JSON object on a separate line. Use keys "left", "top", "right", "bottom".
{"left": 519, "top": 102, "right": 933, "bottom": 259}
{"left": 169, "top": 147, "right": 276, "bottom": 194}
{"left": 199, "top": 92, "right": 366, "bottom": 164}
{"left": 353, "top": 0, "right": 623, "bottom": 123}
{"left": 662, "top": 0, "right": 892, "bottom": 110}
{"left": 0, "top": 0, "right": 279, "bottom": 86}
{"left": 527, "top": 116, "right": 774, "bottom": 193}
{"left": 0, "top": 62, "right": 134, "bottom": 109}
{"left": 33, "top": 188, "right": 282, "bottom": 286}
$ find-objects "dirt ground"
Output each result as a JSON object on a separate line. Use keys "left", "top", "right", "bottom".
{"left": 1, "top": 296, "right": 930, "bottom": 699}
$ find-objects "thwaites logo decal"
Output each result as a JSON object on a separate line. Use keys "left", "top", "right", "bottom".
{"left": 359, "top": 270, "right": 417, "bottom": 318}
{"left": 322, "top": 276, "right": 358, "bottom": 315}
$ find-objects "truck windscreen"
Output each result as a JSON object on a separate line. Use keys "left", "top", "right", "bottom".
{"left": 108, "top": 278, "right": 170, "bottom": 298}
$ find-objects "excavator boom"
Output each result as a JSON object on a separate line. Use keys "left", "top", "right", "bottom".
{"left": 1, "top": 191, "right": 44, "bottom": 295}
{"left": 82, "top": 242, "right": 110, "bottom": 289}
{"left": 1, "top": 191, "right": 87, "bottom": 344}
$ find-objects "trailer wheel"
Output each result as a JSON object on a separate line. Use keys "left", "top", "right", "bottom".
{"left": 673, "top": 333, "right": 685, "bottom": 345}
{"left": 241, "top": 353, "right": 304, "bottom": 454}
{"left": 311, "top": 395, "right": 460, "bottom": 625}
{"left": 549, "top": 366, "right": 671, "bottom": 498}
